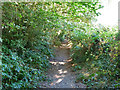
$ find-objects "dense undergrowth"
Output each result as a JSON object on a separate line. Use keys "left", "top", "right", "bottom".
{"left": 2, "top": 2, "right": 58, "bottom": 88}
{"left": 1, "top": 1, "right": 120, "bottom": 88}
{"left": 70, "top": 25, "right": 120, "bottom": 88}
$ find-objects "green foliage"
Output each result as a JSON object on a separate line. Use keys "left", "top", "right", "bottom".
{"left": 75, "top": 54, "right": 120, "bottom": 88}
{"left": 70, "top": 23, "right": 119, "bottom": 87}
{"left": 2, "top": 45, "right": 50, "bottom": 88}
{"left": 2, "top": 1, "right": 119, "bottom": 88}
{"left": 2, "top": 2, "right": 56, "bottom": 88}
{"left": 72, "top": 65, "right": 82, "bottom": 72}
{"left": 71, "top": 24, "right": 118, "bottom": 62}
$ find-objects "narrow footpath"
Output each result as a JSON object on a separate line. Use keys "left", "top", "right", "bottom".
{"left": 40, "top": 46, "right": 86, "bottom": 88}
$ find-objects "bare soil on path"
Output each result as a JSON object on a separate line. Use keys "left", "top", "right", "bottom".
{"left": 40, "top": 46, "right": 86, "bottom": 88}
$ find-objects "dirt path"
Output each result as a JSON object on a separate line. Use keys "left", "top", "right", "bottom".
{"left": 40, "top": 46, "right": 86, "bottom": 88}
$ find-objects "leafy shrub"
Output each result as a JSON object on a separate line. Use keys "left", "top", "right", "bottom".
{"left": 2, "top": 2, "right": 56, "bottom": 88}
{"left": 70, "top": 24, "right": 118, "bottom": 63}
{"left": 70, "top": 24, "right": 119, "bottom": 88}
{"left": 2, "top": 45, "right": 50, "bottom": 88}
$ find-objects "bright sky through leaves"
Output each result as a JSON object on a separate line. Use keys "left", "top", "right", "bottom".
{"left": 96, "top": 0, "right": 120, "bottom": 26}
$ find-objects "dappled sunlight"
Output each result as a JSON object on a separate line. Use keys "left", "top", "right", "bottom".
{"left": 56, "top": 78, "right": 63, "bottom": 84}
{"left": 65, "top": 59, "right": 72, "bottom": 62}
{"left": 72, "top": 63, "right": 77, "bottom": 66}
{"left": 48, "top": 47, "right": 73, "bottom": 87}
{"left": 50, "top": 69, "right": 68, "bottom": 86}
{"left": 50, "top": 78, "right": 63, "bottom": 86}
{"left": 50, "top": 58, "right": 72, "bottom": 65}
{"left": 45, "top": 45, "right": 86, "bottom": 88}
{"left": 54, "top": 74, "right": 65, "bottom": 78}
{"left": 49, "top": 59, "right": 70, "bottom": 87}
{"left": 50, "top": 61, "right": 66, "bottom": 65}
{"left": 58, "top": 69, "right": 67, "bottom": 74}
{"left": 83, "top": 73, "right": 90, "bottom": 77}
